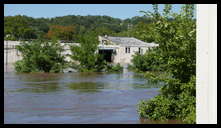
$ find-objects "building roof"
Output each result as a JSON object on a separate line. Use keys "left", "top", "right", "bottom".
{"left": 101, "top": 36, "right": 159, "bottom": 47}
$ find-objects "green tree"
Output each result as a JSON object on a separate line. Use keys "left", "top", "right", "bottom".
{"left": 69, "top": 33, "right": 106, "bottom": 72}
{"left": 4, "top": 15, "right": 37, "bottom": 40}
{"left": 15, "top": 39, "right": 66, "bottom": 73}
{"left": 93, "top": 26, "right": 114, "bottom": 36}
{"left": 136, "top": 4, "right": 196, "bottom": 123}
{"left": 131, "top": 22, "right": 156, "bottom": 42}
{"left": 46, "top": 25, "right": 76, "bottom": 41}
{"left": 5, "top": 14, "right": 157, "bottom": 41}
{"left": 132, "top": 48, "right": 164, "bottom": 72}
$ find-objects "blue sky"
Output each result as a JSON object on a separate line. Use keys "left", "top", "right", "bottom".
{"left": 4, "top": 4, "right": 184, "bottom": 19}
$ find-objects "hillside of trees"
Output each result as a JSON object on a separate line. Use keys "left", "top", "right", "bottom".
{"left": 4, "top": 15, "right": 155, "bottom": 42}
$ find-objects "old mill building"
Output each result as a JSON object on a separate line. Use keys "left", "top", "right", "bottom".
{"left": 98, "top": 35, "right": 159, "bottom": 65}
{"left": 4, "top": 36, "right": 158, "bottom": 72}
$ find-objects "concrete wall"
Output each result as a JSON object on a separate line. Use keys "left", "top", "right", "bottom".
{"left": 4, "top": 41, "right": 78, "bottom": 64}
{"left": 4, "top": 41, "right": 22, "bottom": 63}
{"left": 114, "top": 46, "right": 148, "bottom": 65}
{"left": 98, "top": 44, "right": 150, "bottom": 65}
{"left": 4, "top": 39, "right": 156, "bottom": 72}
{"left": 4, "top": 41, "right": 77, "bottom": 72}
{"left": 60, "top": 43, "right": 79, "bottom": 62}
{"left": 4, "top": 41, "right": 23, "bottom": 72}
{"left": 98, "top": 36, "right": 157, "bottom": 65}
{"left": 112, "top": 46, "right": 149, "bottom": 65}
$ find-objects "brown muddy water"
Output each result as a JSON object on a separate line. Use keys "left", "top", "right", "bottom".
{"left": 4, "top": 71, "right": 165, "bottom": 124}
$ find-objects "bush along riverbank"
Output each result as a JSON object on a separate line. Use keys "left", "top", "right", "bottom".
{"left": 69, "top": 33, "right": 123, "bottom": 73}
{"left": 132, "top": 4, "right": 196, "bottom": 124}
{"left": 15, "top": 39, "right": 67, "bottom": 73}
{"left": 14, "top": 33, "right": 123, "bottom": 73}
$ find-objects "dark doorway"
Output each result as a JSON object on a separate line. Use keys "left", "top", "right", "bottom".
{"left": 99, "top": 49, "right": 113, "bottom": 62}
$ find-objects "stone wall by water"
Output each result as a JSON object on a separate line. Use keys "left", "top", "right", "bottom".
{"left": 4, "top": 41, "right": 22, "bottom": 72}
{"left": 4, "top": 41, "right": 76, "bottom": 72}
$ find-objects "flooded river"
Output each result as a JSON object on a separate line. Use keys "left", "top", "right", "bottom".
{"left": 4, "top": 71, "right": 163, "bottom": 124}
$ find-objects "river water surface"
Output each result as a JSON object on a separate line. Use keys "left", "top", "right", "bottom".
{"left": 4, "top": 71, "right": 163, "bottom": 124}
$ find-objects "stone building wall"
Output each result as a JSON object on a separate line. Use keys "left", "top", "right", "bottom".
{"left": 113, "top": 46, "right": 149, "bottom": 65}
{"left": 4, "top": 39, "right": 157, "bottom": 72}
{"left": 98, "top": 36, "right": 157, "bottom": 65}
{"left": 4, "top": 41, "right": 76, "bottom": 72}
{"left": 4, "top": 41, "right": 22, "bottom": 64}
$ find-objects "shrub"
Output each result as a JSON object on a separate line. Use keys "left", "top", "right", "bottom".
{"left": 136, "top": 4, "right": 196, "bottom": 123}
{"left": 131, "top": 49, "right": 164, "bottom": 72}
{"left": 70, "top": 33, "right": 107, "bottom": 72}
{"left": 138, "top": 95, "right": 175, "bottom": 120}
{"left": 70, "top": 33, "right": 123, "bottom": 73}
{"left": 15, "top": 39, "right": 66, "bottom": 73}
{"left": 137, "top": 76, "right": 196, "bottom": 123}
{"left": 105, "top": 63, "right": 123, "bottom": 72}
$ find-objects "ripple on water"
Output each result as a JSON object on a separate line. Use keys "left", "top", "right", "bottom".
{"left": 4, "top": 72, "right": 163, "bottom": 124}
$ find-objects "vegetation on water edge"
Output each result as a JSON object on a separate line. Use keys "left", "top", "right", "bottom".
{"left": 138, "top": 76, "right": 195, "bottom": 124}
{"left": 15, "top": 33, "right": 123, "bottom": 73}
{"left": 133, "top": 4, "right": 196, "bottom": 124}
{"left": 15, "top": 39, "right": 67, "bottom": 73}
{"left": 69, "top": 33, "right": 105, "bottom": 72}
{"left": 69, "top": 33, "right": 123, "bottom": 72}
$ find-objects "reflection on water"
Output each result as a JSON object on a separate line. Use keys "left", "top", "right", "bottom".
{"left": 67, "top": 82, "right": 104, "bottom": 93}
{"left": 4, "top": 71, "right": 166, "bottom": 124}
{"left": 15, "top": 83, "right": 60, "bottom": 93}
{"left": 16, "top": 72, "right": 64, "bottom": 82}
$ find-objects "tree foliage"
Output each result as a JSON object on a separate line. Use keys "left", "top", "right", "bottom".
{"left": 136, "top": 4, "right": 196, "bottom": 123}
{"left": 4, "top": 15, "right": 37, "bottom": 40}
{"left": 69, "top": 33, "right": 123, "bottom": 72}
{"left": 69, "top": 33, "right": 106, "bottom": 72}
{"left": 15, "top": 39, "right": 66, "bottom": 73}
{"left": 4, "top": 15, "right": 156, "bottom": 41}
{"left": 132, "top": 49, "right": 165, "bottom": 72}
{"left": 45, "top": 25, "right": 76, "bottom": 41}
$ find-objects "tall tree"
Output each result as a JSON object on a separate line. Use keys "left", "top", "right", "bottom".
{"left": 46, "top": 25, "right": 76, "bottom": 41}
{"left": 137, "top": 4, "right": 196, "bottom": 123}
{"left": 69, "top": 33, "right": 106, "bottom": 72}
{"left": 15, "top": 39, "right": 66, "bottom": 73}
{"left": 4, "top": 15, "right": 37, "bottom": 40}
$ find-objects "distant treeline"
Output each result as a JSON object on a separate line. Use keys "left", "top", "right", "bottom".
{"left": 4, "top": 15, "right": 155, "bottom": 42}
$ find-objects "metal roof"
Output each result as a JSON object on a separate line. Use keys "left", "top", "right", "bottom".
{"left": 101, "top": 36, "right": 159, "bottom": 47}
